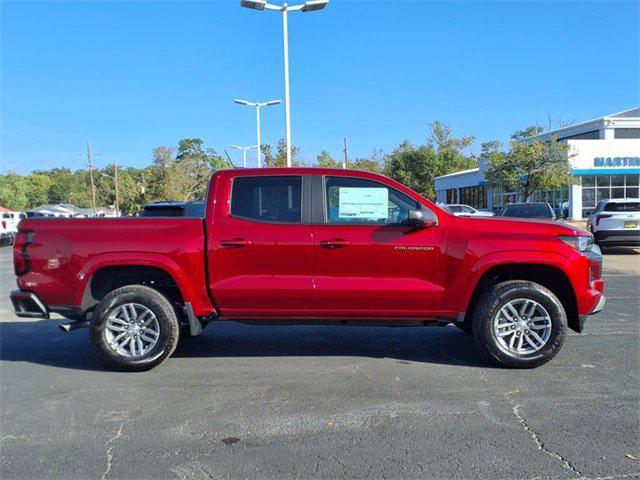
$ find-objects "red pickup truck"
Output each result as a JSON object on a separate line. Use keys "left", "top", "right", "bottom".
{"left": 11, "top": 168, "right": 605, "bottom": 371}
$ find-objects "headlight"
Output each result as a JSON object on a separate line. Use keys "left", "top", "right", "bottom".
{"left": 558, "top": 235, "right": 594, "bottom": 252}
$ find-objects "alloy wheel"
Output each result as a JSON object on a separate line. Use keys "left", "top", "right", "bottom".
{"left": 493, "top": 298, "right": 552, "bottom": 355}
{"left": 104, "top": 303, "right": 160, "bottom": 358}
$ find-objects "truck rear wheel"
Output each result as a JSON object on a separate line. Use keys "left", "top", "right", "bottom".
{"left": 472, "top": 281, "right": 567, "bottom": 368}
{"left": 90, "top": 285, "right": 179, "bottom": 371}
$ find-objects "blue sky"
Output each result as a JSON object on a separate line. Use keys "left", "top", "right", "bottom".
{"left": 2, "top": 0, "right": 638, "bottom": 173}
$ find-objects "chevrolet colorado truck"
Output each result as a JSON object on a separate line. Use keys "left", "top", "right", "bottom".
{"left": 11, "top": 168, "right": 605, "bottom": 371}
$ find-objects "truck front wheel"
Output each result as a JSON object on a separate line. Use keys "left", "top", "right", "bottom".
{"left": 472, "top": 281, "right": 567, "bottom": 368}
{"left": 90, "top": 285, "right": 180, "bottom": 371}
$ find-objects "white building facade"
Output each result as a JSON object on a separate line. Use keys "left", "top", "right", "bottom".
{"left": 435, "top": 108, "right": 640, "bottom": 220}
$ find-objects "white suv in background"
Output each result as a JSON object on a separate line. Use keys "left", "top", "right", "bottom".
{"left": 445, "top": 204, "right": 494, "bottom": 217}
{"left": 1, "top": 211, "right": 26, "bottom": 246}
{"left": 587, "top": 199, "right": 640, "bottom": 248}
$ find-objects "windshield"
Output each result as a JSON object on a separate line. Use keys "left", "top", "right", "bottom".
{"left": 604, "top": 202, "right": 640, "bottom": 212}
{"left": 502, "top": 204, "right": 553, "bottom": 219}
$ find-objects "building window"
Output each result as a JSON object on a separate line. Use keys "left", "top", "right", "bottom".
{"left": 491, "top": 184, "right": 517, "bottom": 210}
{"left": 459, "top": 186, "right": 487, "bottom": 209}
{"left": 558, "top": 130, "right": 600, "bottom": 141}
{"left": 580, "top": 174, "right": 640, "bottom": 217}
{"left": 614, "top": 128, "right": 640, "bottom": 139}
{"left": 532, "top": 186, "right": 569, "bottom": 217}
{"left": 445, "top": 188, "right": 457, "bottom": 204}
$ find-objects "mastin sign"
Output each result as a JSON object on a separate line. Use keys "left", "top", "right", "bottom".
{"left": 594, "top": 157, "right": 640, "bottom": 167}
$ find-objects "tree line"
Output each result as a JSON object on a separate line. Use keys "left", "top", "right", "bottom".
{"left": 0, "top": 121, "right": 571, "bottom": 214}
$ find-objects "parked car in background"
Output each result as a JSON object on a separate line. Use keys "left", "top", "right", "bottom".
{"left": 446, "top": 204, "right": 494, "bottom": 217}
{"left": 2, "top": 211, "right": 26, "bottom": 233}
{"left": 140, "top": 201, "right": 205, "bottom": 218}
{"left": 11, "top": 168, "right": 604, "bottom": 371}
{"left": 587, "top": 199, "right": 640, "bottom": 247}
{"left": 553, "top": 202, "right": 569, "bottom": 220}
{"left": 0, "top": 231, "right": 13, "bottom": 247}
{"left": 498, "top": 202, "right": 556, "bottom": 220}
{"left": 1, "top": 211, "right": 26, "bottom": 246}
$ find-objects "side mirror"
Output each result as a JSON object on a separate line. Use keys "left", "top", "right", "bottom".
{"left": 407, "top": 208, "right": 438, "bottom": 228}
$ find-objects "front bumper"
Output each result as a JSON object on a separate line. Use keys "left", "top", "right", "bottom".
{"left": 590, "top": 294, "right": 606, "bottom": 315}
{"left": 577, "top": 294, "right": 606, "bottom": 333}
{"left": 10, "top": 290, "right": 49, "bottom": 319}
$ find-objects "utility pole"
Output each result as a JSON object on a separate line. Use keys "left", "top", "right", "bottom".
{"left": 343, "top": 137, "right": 348, "bottom": 169}
{"left": 86, "top": 142, "right": 97, "bottom": 216}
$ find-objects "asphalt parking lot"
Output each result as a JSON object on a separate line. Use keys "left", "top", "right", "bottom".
{"left": 1, "top": 246, "right": 639, "bottom": 480}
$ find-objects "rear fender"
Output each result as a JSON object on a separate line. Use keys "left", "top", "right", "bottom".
{"left": 76, "top": 253, "right": 215, "bottom": 316}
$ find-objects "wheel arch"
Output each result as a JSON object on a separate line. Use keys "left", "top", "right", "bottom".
{"left": 464, "top": 262, "right": 579, "bottom": 333}
{"left": 76, "top": 254, "right": 191, "bottom": 314}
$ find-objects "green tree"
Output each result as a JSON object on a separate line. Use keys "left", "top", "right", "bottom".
{"left": 316, "top": 151, "right": 341, "bottom": 168}
{"left": 384, "top": 122, "right": 476, "bottom": 200}
{"left": 384, "top": 142, "right": 439, "bottom": 198}
{"left": 0, "top": 173, "right": 29, "bottom": 210}
{"left": 46, "top": 168, "right": 75, "bottom": 204}
{"left": 25, "top": 174, "right": 53, "bottom": 207}
{"left": 262, "top": 139, "right": 303, "bottom": 167}
{"left": 483, "top": 128, "right": 573, "bottom": 200}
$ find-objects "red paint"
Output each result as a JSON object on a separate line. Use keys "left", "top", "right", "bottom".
{"left": 13, "top": 168, "right": 604, "bottom": 322}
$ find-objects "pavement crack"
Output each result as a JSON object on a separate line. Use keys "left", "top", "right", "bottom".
{"left": 101, "top": 413, "right": 130, "bottom": 480}
{"left": 505, "top": 391, "right": 583, "bottom": 477}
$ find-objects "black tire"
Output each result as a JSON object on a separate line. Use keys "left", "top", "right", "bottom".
{"left": 472, "top": 280, "right": 567, "bottom": 368}
{"left": 90, "top": 285, "right": 179, "bottom": 371}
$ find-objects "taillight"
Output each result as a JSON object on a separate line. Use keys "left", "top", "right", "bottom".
{"left": 13, "top": 230, "right": 34, "bottom": 276}
{"left": 1, "top": 220, "right": 5, "bottom": 229}
{"left": 595, "top": 214, "right": 612, "bottom": 226}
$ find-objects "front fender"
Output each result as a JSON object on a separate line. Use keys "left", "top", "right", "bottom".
{"left": 442, "top": 249, "right": 581, "bottom": 315}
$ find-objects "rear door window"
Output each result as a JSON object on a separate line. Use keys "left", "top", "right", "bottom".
{"left": 231, "top": 176, "right": 302, "bottom": 223}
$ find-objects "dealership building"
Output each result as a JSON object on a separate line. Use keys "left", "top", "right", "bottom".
{"left": 435, "top": 108, "right": 640, "bottom": 219}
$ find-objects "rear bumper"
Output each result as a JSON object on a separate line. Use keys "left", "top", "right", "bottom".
{"left": 10, "top": 290, "right": 49, "bottom": 319}
{"left": 594, "top": 229, "right": 640, "bottom": 246}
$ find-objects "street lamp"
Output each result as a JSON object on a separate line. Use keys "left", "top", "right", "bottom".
{"left": 230, "top": 144, "right": 259, "bottom": 168}
{"left": 234, "top": 98, "right": 281, "bottom": 167}
{"left": 240, "top": 0, "right": 329, "bottom": 167}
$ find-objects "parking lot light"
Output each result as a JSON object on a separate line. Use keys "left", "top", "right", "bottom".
{"left": 233, "top": 99, "right": 281, "bottom": 167}
{"left": 239, "top": 0, "right": 329, "bottom": 167}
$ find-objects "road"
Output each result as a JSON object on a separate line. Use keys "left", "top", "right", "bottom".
{"left": 1, "top": 245, "right": 639, "bottom": 480}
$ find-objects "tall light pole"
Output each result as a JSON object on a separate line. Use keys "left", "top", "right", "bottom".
{"left": 240, "top": 0, "right": 329, "bottom": 167}
{"left": 230, "top": 144, "right": 258, "bottom": 168}
{"left": 234, "top": 99, "right": 281, "bottom": 167}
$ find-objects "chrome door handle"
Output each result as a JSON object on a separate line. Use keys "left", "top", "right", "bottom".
{"left": 320, "top": 239, "right": 352, "bottom": 249}
{"left": 221, "top": 238, "right": 252, "bottom": 248}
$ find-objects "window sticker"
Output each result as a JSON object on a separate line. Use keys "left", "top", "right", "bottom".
{"left": 338, "top": 187, "right": 388, "bottom": 220}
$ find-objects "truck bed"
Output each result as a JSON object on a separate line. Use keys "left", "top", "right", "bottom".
{"left": 15, "top": 217, "right": 214, "bottom": 315}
